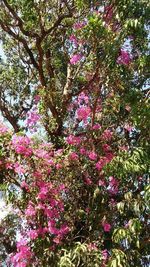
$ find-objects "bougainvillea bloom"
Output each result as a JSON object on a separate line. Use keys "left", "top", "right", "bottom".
{"left": 70, "top": 54, "right": 82, "bottom": 65}
{"left": 102, "top": 222, "right": 111, "bottom": 232}
{"left": 117, "top": 50, "right": 131, "bottom": 65}
{"left": 76, "top": 106, "right": 91, "bottom": 122}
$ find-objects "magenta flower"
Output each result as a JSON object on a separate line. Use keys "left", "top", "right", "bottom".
{"left": 102, "top": 222, "right": 111, "bottom": 232}
{"left": 12, "top": 135, "right": 32, "bottom": 157}
{"left": 73, "top": 21, "right": 87, "bottom": 30}
{"left": 117, "top": 50, "right": 132, "bottom": 65}
{"left": 88, "top": 151, "right": 97, "bottom": 161}
{"left": 102, "top": 249, "right": 108, "bottom": 260}
{"left": 76, "top": 106, "right": 91, "bottom": 122}
{"left": 69, "top": 152, "right": 79, "bottom": 161}
{"left": 70, "top": 54, "right": 82, "bottom": 65}
{"left": 27, "top": 229, "right": 38, "bottom": 240}
{"left": 69, "top": 34, "right": 78, "bottom": 46}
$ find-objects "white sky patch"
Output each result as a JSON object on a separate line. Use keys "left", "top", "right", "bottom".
{"left": 0, "top": 199, "right": 12, "bottom": 222}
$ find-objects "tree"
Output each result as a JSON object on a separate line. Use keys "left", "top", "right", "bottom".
{"left": 0, "top": 0, "right": 149, "bottom": 266}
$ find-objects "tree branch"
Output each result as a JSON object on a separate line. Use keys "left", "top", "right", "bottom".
{"left": 2, "top": 0, "right": 39, "bottom": 38}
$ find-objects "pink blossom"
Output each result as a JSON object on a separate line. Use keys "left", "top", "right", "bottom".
{"left": 117, "top": 50, "right": 132, "bottom": 65}
{"left": 5, "top": 162, "right": 13, "bottom": 170}
{"left": 34, "top": 95, "right": 41, "bottom": 104}
{"left": 80, "top": 147, "right": 87, "bottom": 155}
{"left": 34, "top": 149, "right": 50, "bottom": 159}
{"left": 73, "top": 21, "right": 87, "bottom": 30}
{"left": 98, "top": 179, "right": 106, "bottom": 186}
{"left": 69, "top": 34, "right": 78, "bottom": 46}
{"left": 11, "top": 239, "right": 33, "bottom": 267}
{"left": 88, "top": 151, "right": 97, "bottom": 161}
{"left": 104, "top": 5, "right": 113, "bottom": 23}
{"left": 88, "top": 243, "right": 98, "bottom": 251}
{"left": 95, "top": 158, "right": 107, "bottom": 171}
{"left": 56, "top": 163, "right": 62, "bottom": 169}
{"left": 69, "top": 152, "right": 79, "bottom": 161}
{"left": 33, "top": 171, "right": 42, "bottom": 179}
{"left": 76, "top": 106, "right": 91, "bottom": 122}
{"left": 108, "top": 176, "right": 119, "bottom": 195}
{"left": 84, "top": 177, "right": 92, "bottom": 185}
{"left": 21, "top": 181, "right": 29, "bottom": 191}
{"left": 14, "top": 162, "right": 26, "bottom": 175}
{"left": 12, "top": 135, "right": 32, "bottom": 157}
{"left": 26, "top": 107, "right": 41, "bottom": 131}
{"left": 53, "top": 236, "right": 62, "bottom": 244}
{"left": 70, "top": 54, "right": 82, "bottom": 65}
{"left": 27, "top": 229, "right": 38, "bottom": 240}
{"left": 124, "top": 123, "right": 133, "bottom": 131}
{"left": 102, "top": 144, "right": 111, "bottom": 153}
{"left": 59, "top": 224, "right": 69, "bottom": 236}
{"left": 78, "top": 92, "right": 89, "bottom": 104}
{"left": 37, "top": 186, "right": 48, "bottom": 200}
{"left": 102, "top": 249, "right": 108, "bottom": 260}
{"left": 25, "top": 203, "right": 36, "bottom": 217}
{"left": 92, "top": 123, "right": 101, "bottom": 130}
{"left": 66, "top": 135, "right": 81, "bottom": 145}
{"left": 102, "top": 222, "right": 111, "bottom": 232}
{"left": 48, "top": 221, "right": 59, "bottom": 235}
{"left": 0, "top": 122, "right": 9, "bottom": 134}
{"left": 101, "top": 129, "right": 113, "bottom": 141}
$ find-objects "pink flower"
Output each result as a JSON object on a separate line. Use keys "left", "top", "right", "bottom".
{"left": 53, "top": 236, "right": 61, "bottom": 244}
{"left": 26, "top": 107, "right": 41, "bottom": 131}
{"left": 25, "top": 203, "right": 36, "bottom": 217}
{"left": 70, "top": 54, "right": 82, "bottom": 65}
{"left": 37, "top": 186, "right": 48, "bottom": 200}
{"left": 104, "top": 5, "right": 113, "bottom": 23}
{"left": 27, "top": 229, "right": 38, "bottom": 240}
{"left": 92, "top": 123, "right": 101, "bottom": 130}
{"left": 98, "top": 179, "right": 106, "bottom": 186}
{"left": 88, "top": 243, "right": 98, "bottom": 251}
{"left": 21, "top": 181, "right": 29, "bottom": 191}
{"left": 11, "top": 239, "right": 33, "bottom": 267}
{"left": 76, "top": 106, "right": 91, "bottom": 122}
{"left": 78, "top": 92, "right": 89, "bottom": 104}
{"left": 102, "top": 222, "right": 111, "bottom": 232}
{"left": 102, "top": 144, "right": 111, "bottom": 153}
{"left": 69, "top": 34, "right": 78, "bottom": 46}
{"left": 56, "top": 163, "right": 62, "bottom": 169}
{"left": 0, "top": 122, "right": 9, "bottom": 134}
{"left": 69, "top": 152, "right": 79, "bottom": 161}
{"left": 95, "top": 158, "right": 107, "bottom": 171}
{"left": 108, "top": 176, "right": 119, "bottom": 195}
{"left": 14, "top": 162, "right": 26, "bottom": 175}
{"left": 34, "top": 95, "right": 41, "bottom": 104}
{"left": 12, "top": 135, "right": 32, "bottom": 157}
{"left": 73, "top": 21, "right": 87, "bottom": 30}
{"left": 66, "top": 135, "right": 81, "bottom": 145}
{"left": 88, "top": 151, "right": 97, "bottom": 161}
{"left": 34, "top": 149, "right": 50, "bottom": 159}
{"left": 84, "top": 177, "right": 92, "bottom": 185}
{"left": 80, "top": 147, "right": 87, "bottom": 155}
{"left": 102, "top": 249, "right": 108, "bottom": 260}
{"left": 117, "top": 50, "right": 132, "bottom": 65}
{"left": 101, "top": 129, "right": 113, "bottom": 141}
{"left": 124, "top": 123, "right": 133, "bottom": 131}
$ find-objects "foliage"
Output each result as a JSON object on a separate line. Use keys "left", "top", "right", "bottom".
{"left": 0, "top": 0, "right": 149, "bottom": 266}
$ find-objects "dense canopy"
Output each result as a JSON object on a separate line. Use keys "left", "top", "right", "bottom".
{"left": 0, "top": 0, "right": 149, "bottom": 266}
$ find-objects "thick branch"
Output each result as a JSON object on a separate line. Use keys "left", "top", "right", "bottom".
{"left": 63, "top": 64, "right": 73, "bottom": 96}
{"left": 0, "top": 20, "right": 39, "bottom": 70}
{"left": 43, "top": 13, "right": 73, "bottom": 38}
{"left": 2, "top": 0, "right": 39, "bottom": 38}
{"left": 0, "top": 101, "right": 20, "bottom": 132}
